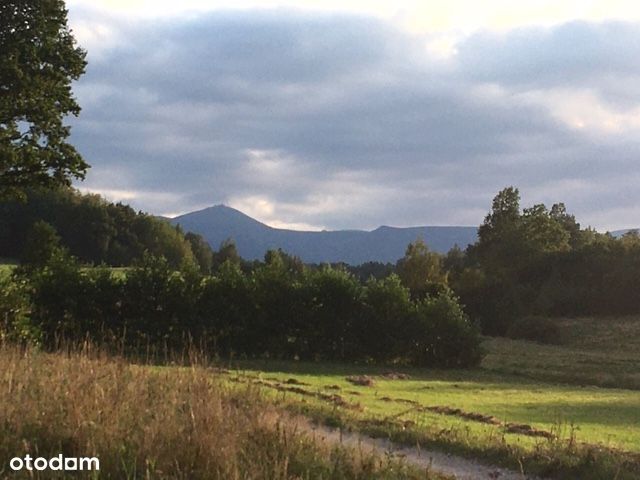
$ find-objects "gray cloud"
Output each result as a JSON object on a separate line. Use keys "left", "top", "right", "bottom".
{"left": 457, "top": 21, "right": 640, "bottom": 109}
{"left": 68, "top": 9, "right": 640, "bottom": 231}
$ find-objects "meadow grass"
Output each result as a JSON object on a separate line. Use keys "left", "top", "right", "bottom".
{"left": 224, "top": 316, "right": 640, "bottom": 479}
{"left": 483, "top": 315, "right": 640, "bottom": 389}
{"left": 0, "top": 344, "right": 440, "bottom": 480}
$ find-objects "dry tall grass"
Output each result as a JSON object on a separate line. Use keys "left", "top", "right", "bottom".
{"left": 0, "top": 344, "right": 430, "bottom": 479}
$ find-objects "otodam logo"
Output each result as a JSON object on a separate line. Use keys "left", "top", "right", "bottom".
{"left": 9, "top": 455, "right": 100, "bottom": 472}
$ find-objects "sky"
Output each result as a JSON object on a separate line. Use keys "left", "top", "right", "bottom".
{"left": 65, "top": 0, "right": 640, "bottom": 231}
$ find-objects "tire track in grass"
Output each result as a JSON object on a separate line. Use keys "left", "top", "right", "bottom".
{"left": 292, "top": 415, "right": 546, "bottom": 480}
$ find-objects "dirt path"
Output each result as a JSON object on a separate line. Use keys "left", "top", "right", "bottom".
{"left": 293, "top": 417, "right": 545, "bottom": 480}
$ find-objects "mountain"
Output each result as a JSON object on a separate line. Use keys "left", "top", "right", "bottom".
{"left": 171, "top": 205, "right": 478, "bottom": 265}
{"left": 611, "top": 228, "right": 640, "bottom": 237}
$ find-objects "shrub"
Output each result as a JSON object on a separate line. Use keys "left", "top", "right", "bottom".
{"left": 198, "top": 260, "right": 254, "bottom": 355}
{"left": 408, "top": 289, "right": 483, "bottom": 367}
{"left": 299, "top": 267, "right": 363, "bottom": 361}
{"left": 0, "top": 273, "right": 38, "bottom": 344}
{"left": 361, "top": 275, "right": 413, "bottom": 362}
{"left": 122, "top": 253, "right": 201, "bottom": 347}
{"left": 22, "top": 251, "right": 87, "bottom": 344}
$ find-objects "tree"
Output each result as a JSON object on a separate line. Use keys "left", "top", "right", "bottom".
{"left": 396, "top": 238, "right": 446, "bottom": 299}
{"left": 0, "top": 0, "right": 88, "bottom": 200}
{"left": 185, "top": 232, "right": 214, "bottom": 273}
{"left": 212, "top": 239, "right": 241, "bottom": 270}
{"left": 20, "top": 219, "right": 65, "bottom": 268}
{"left": 475, "top": 187, "right": 521, "bottom": 255}
{"left": 521, "top": 204, "right": 570, "bottom": 255}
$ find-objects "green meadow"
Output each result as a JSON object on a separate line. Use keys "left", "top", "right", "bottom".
{"left": 220, "top": 316, "right": 640, "bottom": 479}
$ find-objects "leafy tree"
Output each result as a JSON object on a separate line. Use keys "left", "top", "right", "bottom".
{"left": 20, "top": 220, "right": 64, "bottom": 268}
{"left": 361, "top": 274, "right": 413, "bottom": 361}
{"left": 300, "top": 267, "right": 363, "bottom": 360}
{"left": 396, "top": 238, "right": 446, "bottom": 299}
{"left": 21, "top": 245, "right": 86, "bottom": 342}
{"left": 212, "top": 239, "right": 241, "bottom": 270}
{"left": 344, "top": 261, "right": 395, "bottom": 282}
{"left": 0, "top": 270, "right": 36, "bottom": 343}
{"left": 250, "top": 250, "right": 303, "bottom": 356}
{"left": 472, "top": 186, "right": 524, "bottom": 274}
{"left": 550, "top": 202, "right": 583, "bottom": 248}
{"left": 443, "top": 244, "right": 465, "bottom": 275}
{"left": 409, "top": 289, "right": 482, "bottom": 367}
{"left": 0, "top": 187, "right": 199, "bottom": 267}
{"left": 1, "top": 0, "right": 88, "bottom": 199}
{"left": 198, "top": 260, "right": 253, "bottom": 354}
{"left": 521, "top": 204, "right": 570, "bottom": 255}
{"left": 185, "top": 232, "right": 214, "bottom": 273}
{"left": 479, "top": 187, "right": 521, "bottom": 240}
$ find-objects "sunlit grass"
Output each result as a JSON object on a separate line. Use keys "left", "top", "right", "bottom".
{"left": 222, "top": 317, "right": 640, "bottom": 479}
{"left": 0, "top": 345, "right": 435, "bottom": 480}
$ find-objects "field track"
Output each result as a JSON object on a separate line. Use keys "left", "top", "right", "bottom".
{"left": 287, "top": 415, "right": 544, "bottom": 480}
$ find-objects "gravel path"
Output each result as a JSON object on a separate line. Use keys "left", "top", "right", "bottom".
{"left": 296, "top": 418, "right": 545, "bottom": 480}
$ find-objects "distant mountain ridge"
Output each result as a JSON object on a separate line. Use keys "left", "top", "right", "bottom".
{"left": 171, "top": 205, "right": 478, "bottom": 264}
{"left": 611, "top": 228, "right": 640, "bottom": 237}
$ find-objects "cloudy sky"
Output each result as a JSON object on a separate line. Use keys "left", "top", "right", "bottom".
{"left": 65, "top": 0, "right": 640, "bottom": 231}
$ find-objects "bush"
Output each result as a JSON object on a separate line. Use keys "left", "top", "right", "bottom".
{"left": 0, "top": 273, "right": 38, "bottom": 344}
{"left": 299, "top": 267, "right": 364, "bottom": 361}
{"left": 23, "top": 251, "right": 88, "bottom": 344}
{"left": 12, "top": 249, "right": 485, "bottom": 368}
{"left": 507, "top": 315, "right": 564, "bottom": 344}
{"left": 198, "top": 260, "right": 254, "bottom": 355}
{"left": 121, "top": 253, "right": 201, "bottom": 347}
{"left": 408, "top": 289, "right": 483, "bottom": 367}
{"left": 361, "top": 275, "right": 413, "bottom": 362}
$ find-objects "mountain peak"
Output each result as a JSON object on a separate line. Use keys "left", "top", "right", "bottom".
{"left": 170, "top": 205, "right": 478, "bottom": 264}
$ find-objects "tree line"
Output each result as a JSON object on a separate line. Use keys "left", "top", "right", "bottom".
{"left": 4, "top": 186, "right": 640, "bottom": 344}
{"left": 0, "top": 187, "right": 209, "bottom": 269}
{"left": 0, "top": 227, "right": 481, "bottom": 367}
{"left": 449, "top": 187, "right": 640, "bottom": 335}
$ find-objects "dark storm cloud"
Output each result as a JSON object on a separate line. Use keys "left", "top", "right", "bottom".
{"left": 69, "top": 8, "right": 640, "bottom": 230}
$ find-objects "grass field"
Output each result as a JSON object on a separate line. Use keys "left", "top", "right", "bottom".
{"left": 0, "top": 345, "right": 437, "bottom": 480}
{"left": 221, "top": 316, "right": 640, "bottom": 479}
{"left": 1, "top": 301, "right": 638, "bottom": 478}
{"left": 483, "top": 316, "right": 640, "bottom": 389}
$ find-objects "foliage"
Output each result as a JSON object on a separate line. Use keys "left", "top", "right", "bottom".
{"left": 5, "top": 250, "right": 483, "bottom": 367}
{"left": 19, "top": 219, "right": 65, "bottom": 268}
{"left": 0, "top": 187, "right": 204, "bottom": 269}
{"left": 20, "top": 248, "right": 87, "bottom": 342}
{"left": 186, "top": 231, "right": 214, "bottom": 273}
{"left": 0, "top": 271, "right": 36, "bottom": 344}
{"left": 360, "top": 275, "right": 413, "bottom": 361}
{"left": 300, "top": 267, "right": 364, "bottom": 360}
{"left": 0, "top": 0, "right": 88, "bottom": 199}
{"left": 409, "top": 289, "right": 483, "bottom": 367}
{"left": 451, "top": 186, "right": 640, "bottom": 334}
{"left": 396, "top": 239, "right": 447, "bottom": 300}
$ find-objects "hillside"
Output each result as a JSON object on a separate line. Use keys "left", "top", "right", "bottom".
{"left": 171, "top": 205, "right": 478, "bottom": 264}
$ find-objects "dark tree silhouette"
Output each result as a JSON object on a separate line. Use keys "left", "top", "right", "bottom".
{"left": 1, "top": 0, "right": 88, "bottom": 199}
